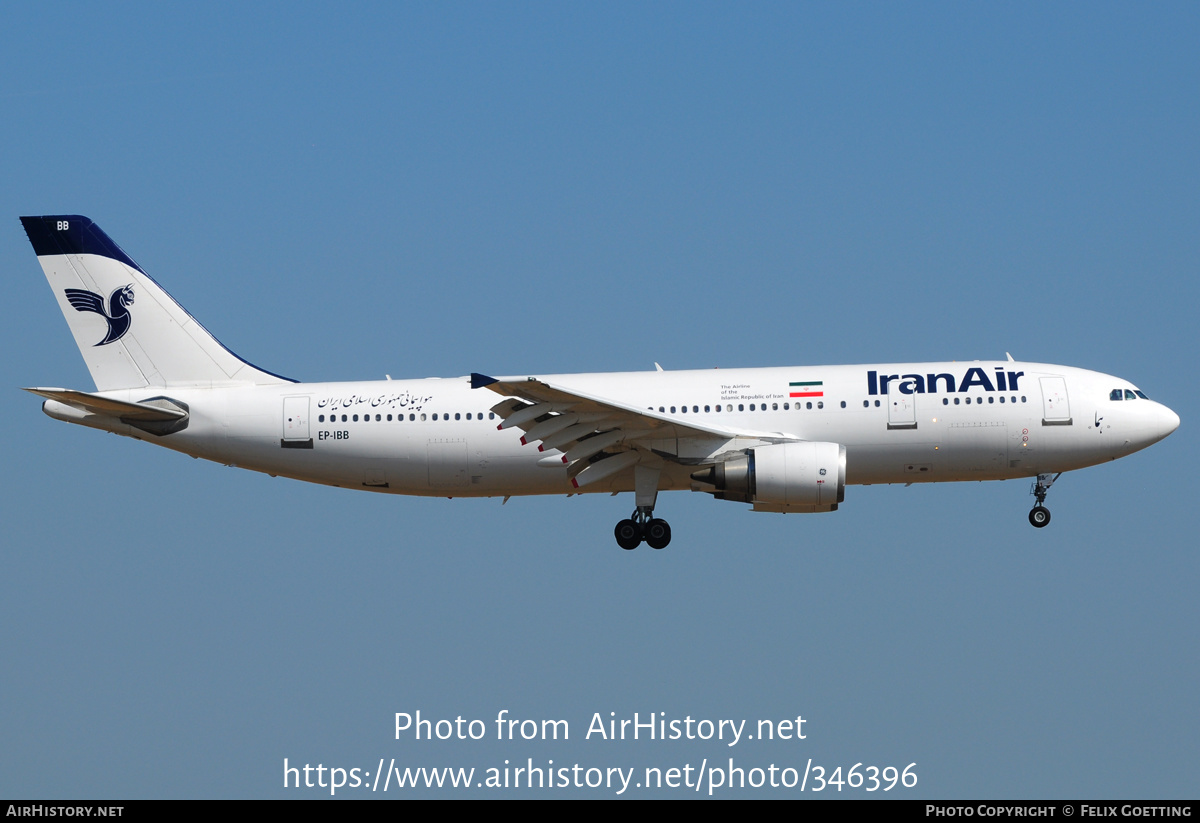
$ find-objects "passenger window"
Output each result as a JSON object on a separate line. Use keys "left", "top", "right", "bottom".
{"left": 840, "top": 401, "right": 846, "bottom": 408}
{"left": 738, "top": 404, "right": 744, "bottom": 411}
{"left": 806, "top": 402, "right": 812, "bottom": 410}
{"left": 874, "top": 400, "right": 881, "bottom": 407}
{"left": 670, "top": 406, "right": 676, "bottom": 413}
{"left": 772, "top": 403, "right": 778, "bottom": 411}
{"left": 704, "top": 405, "right": 711, "bottom": 412}
{"left": 865, "top": 400, "right": 870, "bottom": 408}
{"left": 817, "top": 401, "right": 823, "bottom": 409}
{"left": 942, "top": 398, "right": 948, "bottom": 406}
{"left": 988, "top": 397, "right": 994, "bottom": 404}
{"left": 954, "top": 398, "right": 960, "bottom": 405}
{"left": 420, "top": 413, "right": 427, "bottom": 421}
{"left": 318, "top": 414, "right": 325, "bottom": 422}
{"left": 353, "top": 414, "right": 359, "bottom": 422}
{"left": 455, "top": 413, "right": 461, "bottom": 420}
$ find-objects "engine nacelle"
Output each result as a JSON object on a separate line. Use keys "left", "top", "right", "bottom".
{"left": 693, "top": 441, "right": 846, "bottom": 513}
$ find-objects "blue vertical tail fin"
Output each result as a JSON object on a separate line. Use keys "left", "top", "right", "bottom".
{"left": 21, "top": 215, "right": 294, "bottom": 391}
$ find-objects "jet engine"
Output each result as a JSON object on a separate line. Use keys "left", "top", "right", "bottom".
{"left": 692, "top": 441, "right": 846, "bottom": 512}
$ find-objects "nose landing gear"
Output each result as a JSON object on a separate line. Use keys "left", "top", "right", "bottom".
{"left": 1028, "top": 472, "right": 1061, "bottom": 528}
{"left": 615, "top": 506, "right": 672, "bottom": 550}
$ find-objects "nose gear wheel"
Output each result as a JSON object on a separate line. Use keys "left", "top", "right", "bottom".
{"left": 1028, "top": 473, "right": 1061, "bottom": 528}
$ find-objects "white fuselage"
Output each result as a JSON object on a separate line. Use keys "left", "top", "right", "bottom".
{"left": 21, "top": 217, "right": 1181, "bottom": 538}
{"left": 50, "top": 360, "right": 1179, "bottom": 501}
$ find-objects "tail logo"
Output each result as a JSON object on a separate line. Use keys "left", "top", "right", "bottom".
{"left": 64, "top": 285, "right": 135, "bottom": 346}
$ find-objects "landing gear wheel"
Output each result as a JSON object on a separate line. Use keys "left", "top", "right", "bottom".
{"left": 644, "top": 518, "right": 672, "bottom": 550}
{"left": 1029, "top": 506, "right": 1051, "bottom": 528}
{"left": 1028, "top": 473, "right": 1060, "bottom": 528}
{"left": 615, "top": 519, "right": 643, "bottom": 550}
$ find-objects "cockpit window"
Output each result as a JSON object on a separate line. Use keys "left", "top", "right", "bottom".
{"left": 1110, "top": 389, "right": 1123, "bottom": 401}
{"left": 1135, "top": 390, "right": 1149, "bottom": 399}
{"left": 1125, "top": 389, "right": 1137, "bottom": 400}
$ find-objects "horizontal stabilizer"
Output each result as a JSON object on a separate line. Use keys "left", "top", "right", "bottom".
{"left": 23, "top": 388, "right": 187, "bottom": 422}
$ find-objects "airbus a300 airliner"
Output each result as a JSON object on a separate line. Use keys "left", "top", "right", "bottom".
{"left": 20, "top": 215, "right": 1179, "bottom": 550}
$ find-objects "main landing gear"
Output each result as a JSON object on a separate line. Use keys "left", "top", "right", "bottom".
{"left": 1028, "top": 472, "right": 1061, "bottom": 528}
{"left": 615, "top": 462, "right": 671, "bottom": 550}
{"left": 615, "top": 507, "right": 672, "bottom": 550}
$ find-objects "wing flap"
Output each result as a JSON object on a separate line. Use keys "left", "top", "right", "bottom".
{"left": 471, "top": 373, "right": 799, "bottom": 461}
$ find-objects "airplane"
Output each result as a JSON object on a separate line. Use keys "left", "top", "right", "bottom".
{"left": 20, "top": 215, "right": 1180, "bottom": 550}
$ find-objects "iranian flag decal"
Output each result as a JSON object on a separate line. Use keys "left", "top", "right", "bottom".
{"left": 789, "top": 380, "right": 823, "bottom": 398}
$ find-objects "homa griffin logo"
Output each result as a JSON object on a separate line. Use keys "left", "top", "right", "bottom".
{"left": 64, "top": 285, "right": 135, "bottom": 346}
{"left": 867, "top": 367, "right": 1025, "bottom": 395}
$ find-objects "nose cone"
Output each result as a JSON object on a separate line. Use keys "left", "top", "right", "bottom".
{"left": 1120, "top": 401, "right": 1179, "bottom": 456}
{"left": 1158, "top": 404, "right": 1181, "bottom": 441}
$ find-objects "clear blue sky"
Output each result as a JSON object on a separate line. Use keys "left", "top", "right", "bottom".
{"left": 1, "top": 2, "right": 1196, "bottom": 798}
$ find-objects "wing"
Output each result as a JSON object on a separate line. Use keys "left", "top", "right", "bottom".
{"left": 63, "top": 288, "right": 106, "bottom": 316}
{"left": 470, "top": 372, "right": 799, "bottom": 487}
